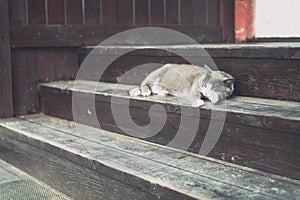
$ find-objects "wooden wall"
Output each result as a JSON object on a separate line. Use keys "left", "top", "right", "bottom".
{"left": 0, "top": 0, "right": 13, "bottom": 118}
{"left": 3, "top": 0, "right": 234, "bottom": 117}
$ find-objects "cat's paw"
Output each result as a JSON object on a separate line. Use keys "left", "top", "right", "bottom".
{"left": 141, "top": 88, "right": 152, "bottom": 97}
{"left": 192, "top": 99, "right": 205, "bottom": 107}
{"left": 129, "top": 87, "right": 141, "bottom": 97}
{"left": 210, "top": 93, "right": 219, "bottom": 104}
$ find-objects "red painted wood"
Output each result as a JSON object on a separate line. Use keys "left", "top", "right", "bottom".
{"left": 27, "top": 0, "right": 46, "bottom": 24}
{"left": 151, "top": 0, "right": 164, "bottom": 24}
{"left": 102, "top": 0, "right": 117, "bottom": 25}
{"left": 0, "top": 0, "right": 13, "bottom": 117}
{"left": 136, "top": 0, "right": 148, "bottom": 25}
{"left": 117, "top": 0, "right": 133, "bottom": 24}
{"left": 48, "top": 0, "right": 65, "bottom": 24}
{"left": 85, "top": 0, "right": 101, "bottom": 24}
{"left": 234, "top": 0, "right": 255, "bottom": 42}
{"left": 66, "top": 0, "right": 82, "bottom": 24}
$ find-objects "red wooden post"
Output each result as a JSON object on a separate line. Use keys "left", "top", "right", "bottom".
{"left": 0, "top": 0, "right": 14, "bottom": 117}
{"left": 234, "top": 0, "right": 255, "bottom": 42}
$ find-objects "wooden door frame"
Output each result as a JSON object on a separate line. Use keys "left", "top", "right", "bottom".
{"left": 0, "top": 0, "right": 13, "bottom": 118}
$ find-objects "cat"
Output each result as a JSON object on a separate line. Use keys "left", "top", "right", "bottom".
{"left": 128, "top": 63, "right": 235, "bottom": 107}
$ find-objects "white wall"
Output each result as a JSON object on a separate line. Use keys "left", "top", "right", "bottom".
{"left": 255, "top": 0, "right": 300, "bottom": 37}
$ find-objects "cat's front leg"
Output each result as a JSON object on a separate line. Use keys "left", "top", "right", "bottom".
{"left": 140, "top": 85, "right": 152, "bottom": 96}
{"left": 192, "top": 98, "right": 205, "bottom": 107}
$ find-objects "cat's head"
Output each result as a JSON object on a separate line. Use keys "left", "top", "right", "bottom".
{"left": 200, "top": 66, "right": 235, "bottom": 103}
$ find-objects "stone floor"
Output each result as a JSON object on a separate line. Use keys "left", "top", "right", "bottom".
{"left": 0, "top": 159, "right": 72, "bottom": 200}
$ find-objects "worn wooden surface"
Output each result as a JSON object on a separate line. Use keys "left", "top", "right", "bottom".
{"left": 0, "top": 0, "right": 13, "bottom": 118}
{"left": 0, "top": 159, "right": 72, "bottom": 199}
{"left": 0, "top": 114, "right": 300, "bottom": 199}
{"left": 11, "top": 48, "right": 78, "bottom": 116}
{"left": 39, "top": 80, "right": 300, "bottom": 179}
{"left": 80, "top": 43, "right": 300, "bottom": 101}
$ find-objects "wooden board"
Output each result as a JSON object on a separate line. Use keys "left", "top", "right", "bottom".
{"left": 0, "top": 114, "right": 299, "bottom": 199}
{"left": 39, "top": 80, "right": 300, "bottom": 179}
{"left": 11, "top": 48, "right": 78, "bottom": 116}
{"left": 10, "top": 25, "right": 222, "bottom": 47}
{"left": 79, "top": 43, "right": 300, "bottom": 101}
{"left": 0, "top": 0, "right": 13, "bottom": 118}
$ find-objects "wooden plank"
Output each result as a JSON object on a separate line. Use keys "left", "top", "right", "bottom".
{"left": 136, "top": 0, "right": 148, "bottom": 25}
{"left": 85, "top": 0, "right": 101, "bottom": 24}
{"left": 102, "top": 0, "right": 117, "bottom": 25}
{"left": 166, "top": 0, "right": 178, "bottom": 24}
{"left": 0, "top": 0, "right": 13, "bottom": 118}
{"left": 10, "top": 24, "right": 222, "bottom": 47}
{"left": 27, "top": 0, "right": 46, "bottom": 24}
{"left": 11, "top": 49, "right": 38, "bottom": 115}
{"left": 151, "top": 0, "right": 164, "bottom": 24}
{"left": 47, "top": 0, "right": 65, "bottom": 24}
{"left": 117, "top": 0, "right": 133, "bottom": 24}
{"left": 65, "top": 0, "right": 82, "bottom": 24}
{"left": 181, "top": 0, "right": 193, "bottom": 24}
{"left": 207, "top": 0, "right": 219, "bottom": 24}
{"left": 8, "top": 0, "right": 27, "bottom": 25}
{"left": 192, "top": 0, "right": 206, "bottom": 25}
{"left": 214, "top": 58, "right": 300, "bottom": 101}
{"left": 79, "top": 43, "right": 300, "bottom": 101}
{"left": 39, "top": 80, "right": 300, "bottom": 178}
{"left": 219, "top": 0, "right": 234, "bottom": 42}
{"left": 12, "top": 48, "right": 78, "bottom": 116}
{"left": 1, "top": 115, "right": 299, "bottom": 199}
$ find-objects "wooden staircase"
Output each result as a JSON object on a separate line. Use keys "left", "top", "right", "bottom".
{"left": 0, "top": 43, "right": 300, "bottom": 199}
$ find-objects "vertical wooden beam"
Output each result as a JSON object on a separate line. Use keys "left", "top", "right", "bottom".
{"left": 234, "top": 0, "right": 255, "bottom": 42}
{"left": 0, "top": 0, "right": 13, "bottom": 117}
{"left": 219, "top": 0, "right": 234, "bottom": 42}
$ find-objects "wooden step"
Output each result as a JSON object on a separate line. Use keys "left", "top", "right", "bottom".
{"left": 0, "top": 114, "right": 299, "bottom": 200}
{"left": 0, "top": 159, "right": 72, "bottom": 199}
{"left": 79, "top": 43, "right": 300, "bottom": 101}
{"left": 39, "top": 80, "right": 300, "bottom": 180}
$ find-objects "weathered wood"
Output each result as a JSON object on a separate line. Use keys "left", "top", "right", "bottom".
{"left": 39, "top": 80, "right": 300, "bottom": 179}
{"left": 181, "top": 0, "right": 193, "bottom": 24}
{"left": 8, "top": 0, "right": 27, "bottom": 25}
{"left": 102, "top": 0, "right": 118, "bottom": 25}
{"left": 136, "top": 0, "right": 148, "bottom": 25}
{"left": 12, "top": 48, "right": 78, "bottom": 116}
{"left": 0, "top": 0, "right": 13, "bottom": 118}
{"left": 65, "top": 0, "right": 83, "bottom": 24}
{"left": 27, "top": 0, "right": 46, "bottom": 24}
{"left": 47, "top": 0, "right": 65, "bottom": 24}
{"left": 0, "top": 115, "right": 300, "bottom": 199}
{"left": 10, "top": 25, "right": 222, "bottom": 48}
{"left": 151, "top": 0, "right": 164, "bottom": 24}
{"left": 79, "top": 43, "right": 300, "bottom": 101}
{"left": 85, "top": 0, "right": 101, "bottom": 25}
{"left": 117, "top": 0, "right": 133, "bottom": 24}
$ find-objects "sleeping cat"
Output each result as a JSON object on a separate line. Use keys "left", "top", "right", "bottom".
{"left": 128, "top": 63, "right": 235, "bottom": 107}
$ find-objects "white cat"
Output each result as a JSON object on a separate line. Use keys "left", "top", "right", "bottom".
{"left": 129, "top": 64, "right": 235, "bottom": 107}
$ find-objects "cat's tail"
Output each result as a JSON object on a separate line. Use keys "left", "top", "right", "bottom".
{"left": 128, "top": 87, "right": 141, "bottom": 97}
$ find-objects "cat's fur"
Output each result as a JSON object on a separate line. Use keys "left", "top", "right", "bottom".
{"left": 129, "top": 64, "right": 235, "bottom": 107}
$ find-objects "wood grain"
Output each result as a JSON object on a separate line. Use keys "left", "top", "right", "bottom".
{"left": 0, "top": 115, "right": 299, "bottom": 199}
{"left": 39, "top": 80, "right": 300, "bottom": 179}
{"left": 0, "top": 0, "right": 13, "bottom": 118}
